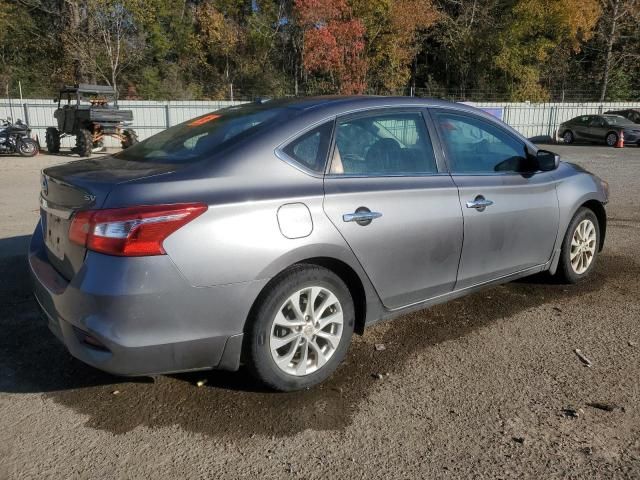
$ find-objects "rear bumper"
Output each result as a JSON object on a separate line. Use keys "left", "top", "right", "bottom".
{"left": 29, "top": 221, "right": 267, "bottom": 376}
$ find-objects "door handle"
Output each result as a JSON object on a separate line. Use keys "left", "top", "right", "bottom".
{"left": 466, "top": 196, "right": 494, "bottom": 211}
{"left": 343, "top": 208, "right": 382, "bottom": 226}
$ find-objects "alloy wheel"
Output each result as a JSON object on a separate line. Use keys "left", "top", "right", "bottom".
{"left": 570, "top": 219, "right": 597, "bottom": 274}
{"left": 563, "top": 131, "right": 573, "bottom": 144}
{"left": 269, "top": 286, "right": 343, "bottom": 376}
{"left": 19, "top": 141, "right": 37, "bottom": 156}
{"left": 606, "top": 133, "right": 618, "bottom": 146}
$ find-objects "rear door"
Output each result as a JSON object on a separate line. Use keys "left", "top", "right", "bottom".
{"left": 322, "top": 109, "right": 463, "bottom": 309}
{"left": 430, "top": 108, "right": 559, "bottom": 289}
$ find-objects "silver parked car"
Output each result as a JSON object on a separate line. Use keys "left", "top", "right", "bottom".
{"left": 30, "top": 97, "right": 609, "bottom": 391}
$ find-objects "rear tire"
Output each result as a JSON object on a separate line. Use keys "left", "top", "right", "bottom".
{"left": 605, "top": 132, "right": 618, "bottom": 147}
{"left": 17, "top": 138, "right": 38, "bottom": 157}
{"left": 246, "top": 265, "right": 355, "bottom": 391}
{"left": 75, "top": 128, "right": 93, "bottom": 157}
{"left": 555, "top": 207, "right": 600, "bottom": 284}
{"left": 45, "top": 127, "right": 60, "bottom": 154}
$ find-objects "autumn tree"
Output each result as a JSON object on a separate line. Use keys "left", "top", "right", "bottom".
{"left": 352, "top": 0, "right": 438, "bottom": 93}
{"left": 295, "top": 0, "right": 367, "bottom": 94}
{"left": 4, "top": 0, "right": 640, "bottom": 101}
{"left": 196, "top": 2, "right": 241, "bottom": 98}
{"left": 494, "top": 0, "right": 601, "bottom": 101}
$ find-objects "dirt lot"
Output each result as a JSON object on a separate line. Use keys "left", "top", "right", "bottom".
{"left": 1, "top": 145, "right": 639, "bottom": 479}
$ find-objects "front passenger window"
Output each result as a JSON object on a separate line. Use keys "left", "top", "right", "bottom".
{"left": 433, "top": 112, "right": 529, "bottom": 174}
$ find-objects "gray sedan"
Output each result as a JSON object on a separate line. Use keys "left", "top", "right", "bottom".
{"left": 558, "top": 114, "right": 640, "bottom": 146}
{"left": 30, "top": 97, "right": 609, "bottom": 391}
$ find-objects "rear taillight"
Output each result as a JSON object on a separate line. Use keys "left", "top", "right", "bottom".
{"left": 69, "top": 203, "right": 207, "bottom": 256}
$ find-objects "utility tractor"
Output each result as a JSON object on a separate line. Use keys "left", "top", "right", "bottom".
{"left": 46, "top": 84, "right": 138, "bottom": 157}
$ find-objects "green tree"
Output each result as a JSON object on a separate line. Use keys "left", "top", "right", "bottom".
{"left": 419, "top": 0, "right": 503, "bottom": 99}
{"left": 494, "top": 0, "right": 601, "bottom": 101}
{"left": 596, "top": 0, "right": 640, "bottom": 100}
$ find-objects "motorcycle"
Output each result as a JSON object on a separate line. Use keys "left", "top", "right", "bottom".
{"left": 0, "top": 118, "right": 39, "bottom": 157}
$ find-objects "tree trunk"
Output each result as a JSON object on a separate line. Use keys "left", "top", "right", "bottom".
{"left": 66, "top": 1, "right": 87, "bottom": 83}
{"left": 112, "top": 70, "right": 118, "bottom": 102}
{"left": 599, "top": 0, "right": 620, "bottom": 102}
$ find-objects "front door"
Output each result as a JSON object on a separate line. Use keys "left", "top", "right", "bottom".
{"left": 572, "top": 115, "right": 591, "bottom": 141}
{"left": 430, "top": 109, "right": 560, "bottom": 289}
{"left": 323, "top": 109, "right": 463, "bottom": 309}
{"left": 586, "top": 116, "right": 607, "bottom": 142}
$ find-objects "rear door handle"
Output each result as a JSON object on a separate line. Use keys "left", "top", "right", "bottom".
{"left": 343, "top": 208, "right": 382, "bottom": 226}
{"left": 466, "top": 196, "right": 494, "bottom": 211}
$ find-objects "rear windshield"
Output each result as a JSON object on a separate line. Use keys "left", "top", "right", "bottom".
{"left": 115, "top": 103, "right": 287, "bottom": 164}
{"left": 604, "top": 116, "right": 635, "bottom": 127}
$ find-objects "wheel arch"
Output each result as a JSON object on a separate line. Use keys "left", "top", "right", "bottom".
{"left": 245, "top": 254, "right": 376, "bottom": 337}
{"left": 581, "top": 199, "right": 607, "bottom": 251}
{"left": 549, "top": 175, "right": 608, "bottom": 275}
{"left": 605, "top": 130, "right": 619, "bottom": 145}
{"left": 561, "top": 128, "right": 574, "bottom": 142}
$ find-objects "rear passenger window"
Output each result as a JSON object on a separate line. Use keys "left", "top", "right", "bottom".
{"left": 282, "top": 122, "right": 333, "bottom": 173}
{"left": 329, "top": 112, "right": 437, "bottom": 176}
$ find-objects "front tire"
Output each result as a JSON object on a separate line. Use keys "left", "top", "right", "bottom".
{"left": 246, "top": 265, "right": 355, "bottom": 391}
{"left": 75, "top": 128, "right": 93, "bottom": 157}
{"left": 562, "top": 130, "right": 574, "bottom": 144}
{"left": 556, "top": 208, "right": 600, "bottom": 284}
{"left": 45, "top": 127, "right": 60, "bottom": 154}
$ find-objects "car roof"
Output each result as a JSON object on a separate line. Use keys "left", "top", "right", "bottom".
{"left": 606, "top": 108, "right": 640, "bottom": 113}
{"left": 254, "top": 96, "right": 511, "bottom": 131}
{"left": 262, "top": 95, "right": 470, "bottom": 112}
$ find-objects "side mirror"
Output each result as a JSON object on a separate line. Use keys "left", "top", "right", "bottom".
{"left": 536, "top": 149, "right": 560, "bottom": 171}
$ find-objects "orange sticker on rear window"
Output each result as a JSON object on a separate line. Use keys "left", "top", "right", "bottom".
{"left": 188, "top": 114, "right": 221, "bottom": 126}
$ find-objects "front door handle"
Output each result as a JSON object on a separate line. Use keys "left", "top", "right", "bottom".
{"left": 466, "top": 196, "right": 494, "bottom": 212}
{"left": 343, "top": 207, "right": 382, "bottom": 226}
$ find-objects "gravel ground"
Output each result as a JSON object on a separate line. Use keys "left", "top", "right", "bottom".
{"left": 1, "top": 145, "right": 639, "bottom": 479}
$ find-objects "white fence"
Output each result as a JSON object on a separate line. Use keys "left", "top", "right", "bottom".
{"left": 1, "top": 99, "right": 639, "bottom": 148}
{"left": 0, "top": 99, "right": 243, "bottom": 148}
{"left": 473, "top": 101, "right": 640, "bottom": 139}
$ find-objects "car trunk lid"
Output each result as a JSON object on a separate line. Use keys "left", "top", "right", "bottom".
{"left": 40, "top": 156, "right": 177, "bottom": 280}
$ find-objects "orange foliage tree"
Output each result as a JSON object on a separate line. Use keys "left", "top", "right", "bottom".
{"left": 295, "top": 0, "right": 367, "bottom": 94}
